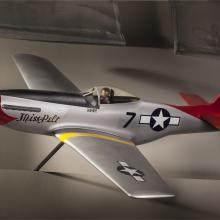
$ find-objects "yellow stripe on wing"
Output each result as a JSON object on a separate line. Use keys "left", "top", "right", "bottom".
{"left": 57, "top": 132, "right": 134, "bottom": 146}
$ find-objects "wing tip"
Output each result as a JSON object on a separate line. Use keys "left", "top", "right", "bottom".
{"left": 12, "top": 53, "right": 22, "bottom": 63}
{"left": 13, "top": 53, "right": 47, "bottom": 62}
{"left": 13, "top": 53, "right": 31, "bottom": 60}
{"left": 127, "top": 193, "right": 175, "bottom": 199}
{"left": 126, "top": 192, "right": 175, "bottom": 199}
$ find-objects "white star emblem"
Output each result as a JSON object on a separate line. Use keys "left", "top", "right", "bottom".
{"left": 140, "top": 108, "right": 180, "bottom": 131}
{"left": 120, "top": 166, "right": 141, "bottom": 176}
{"left": 117, "top": 161, "right": 144, "bottom": 182}
{"left": 152, "top": 109, "right": 169, "bottom": 129}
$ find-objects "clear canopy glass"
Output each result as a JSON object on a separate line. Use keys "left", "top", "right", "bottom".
{"left": 81, "top": 86, "right": 139, "bottom": 107}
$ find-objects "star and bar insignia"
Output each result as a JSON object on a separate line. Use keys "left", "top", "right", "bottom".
{"left": 117, "top": 161, "right": 144, "bottom": 182}
{"left": 140, "top": 108, "right": 180, "bottom": 131}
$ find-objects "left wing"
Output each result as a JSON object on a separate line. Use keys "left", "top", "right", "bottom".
{"left": 56, "top": 132, "right": 174, "bottom": 198}
{"left": 13, "top": 54, "right": 81, "bottom": 93}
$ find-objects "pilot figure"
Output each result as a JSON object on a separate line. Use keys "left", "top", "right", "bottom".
{"left": 100, "top": 87, "right": 114, "bottom": 104}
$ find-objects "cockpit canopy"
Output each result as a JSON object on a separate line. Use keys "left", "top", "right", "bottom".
{"left": 81, "top": 86, "right": 140, "bottom": 107}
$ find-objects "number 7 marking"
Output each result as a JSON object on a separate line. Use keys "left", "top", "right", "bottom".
{"left": 123, "top": 112, "right": 136, "bottom": 128}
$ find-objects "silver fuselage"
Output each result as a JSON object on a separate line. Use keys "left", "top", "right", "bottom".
{"left": 0, "top": 91, "right": 213, "bottom": 145}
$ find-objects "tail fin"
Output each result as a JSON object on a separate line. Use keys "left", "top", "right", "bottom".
{"left": 212, "top": 94, "right": 220, "bottom": 107}
{"left": 179, "top": 92, "right": 220, "bottom": 130}
{"left": 180, "top": 92, "right": 220, "bottom": 107}
{"left": 180, "top": 92, "right": 208, "bottom": 105}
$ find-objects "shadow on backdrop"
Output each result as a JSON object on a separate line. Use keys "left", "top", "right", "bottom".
{"left": 44, "top": 171, "right": 219, "bottom": 218}
{"left": 167, "top": 170, "right": 220, "bottom": 181}
{"left": 45, "top": 171, "right": 119, "bottom": 193}
{"left": 109, "top": 67, "right": 219, "bottom": 96}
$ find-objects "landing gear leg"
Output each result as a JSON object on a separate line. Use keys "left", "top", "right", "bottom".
{"left": 34, "top": 142, "right": 64, "bottom": 171}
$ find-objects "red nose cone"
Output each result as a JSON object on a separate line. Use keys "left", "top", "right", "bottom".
{"left": 0, "top": 96, "right": 16, "bottom": 125}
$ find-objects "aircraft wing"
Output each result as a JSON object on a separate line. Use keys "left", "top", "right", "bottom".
{"left": 13, "top": 54, "right": 81, "bottom": 93}
{"left": 56, "top": 132, "right": 174, "bottom": 198}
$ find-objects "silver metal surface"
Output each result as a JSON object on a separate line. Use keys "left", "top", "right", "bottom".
{"left": 13, "top": 54, "right": 81, "bottom": 93}
{"left": 0, "top": 53, "right": 214, "bottom": 199}
{"left": 0, "top": 91, "right": 212, "bottom": 198}
{"left": 55, "top": 133, "right": 174, "bottom": 198}
{"left": 2, "top": 95, "right": 212, "bottom": 144}
{"left": 0, "top": 38, "right": 220, "bottom": 217}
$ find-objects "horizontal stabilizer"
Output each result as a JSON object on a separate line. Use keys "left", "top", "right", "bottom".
{"left": 212, "top": 94, "right": 220, "bottom": 106}
{"left": 180, "top": 92, "right": 208, "bottom": 106}
{"left": 177, "top": 93, "right": 220, "bottom": 130}
{"left": 202, "top": 115, "right": 220, "bottom": 130}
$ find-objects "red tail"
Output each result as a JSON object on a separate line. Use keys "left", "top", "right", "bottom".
{"left": 171, "top": 93, "right": 220, "bottom": 130}
{"left": 212, "top": 94, "right": 220, "bottom": 107}
{"left": 180, "top": 92, "right": 208, "bottom": 106}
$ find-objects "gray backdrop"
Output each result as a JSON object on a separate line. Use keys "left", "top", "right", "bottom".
{"left": 0, "top": 38, "right": 220, "bottom": 219}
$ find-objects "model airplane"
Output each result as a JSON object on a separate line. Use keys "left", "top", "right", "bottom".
{"left": 0, "top": 54, "right": 217, "bottom": 198}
